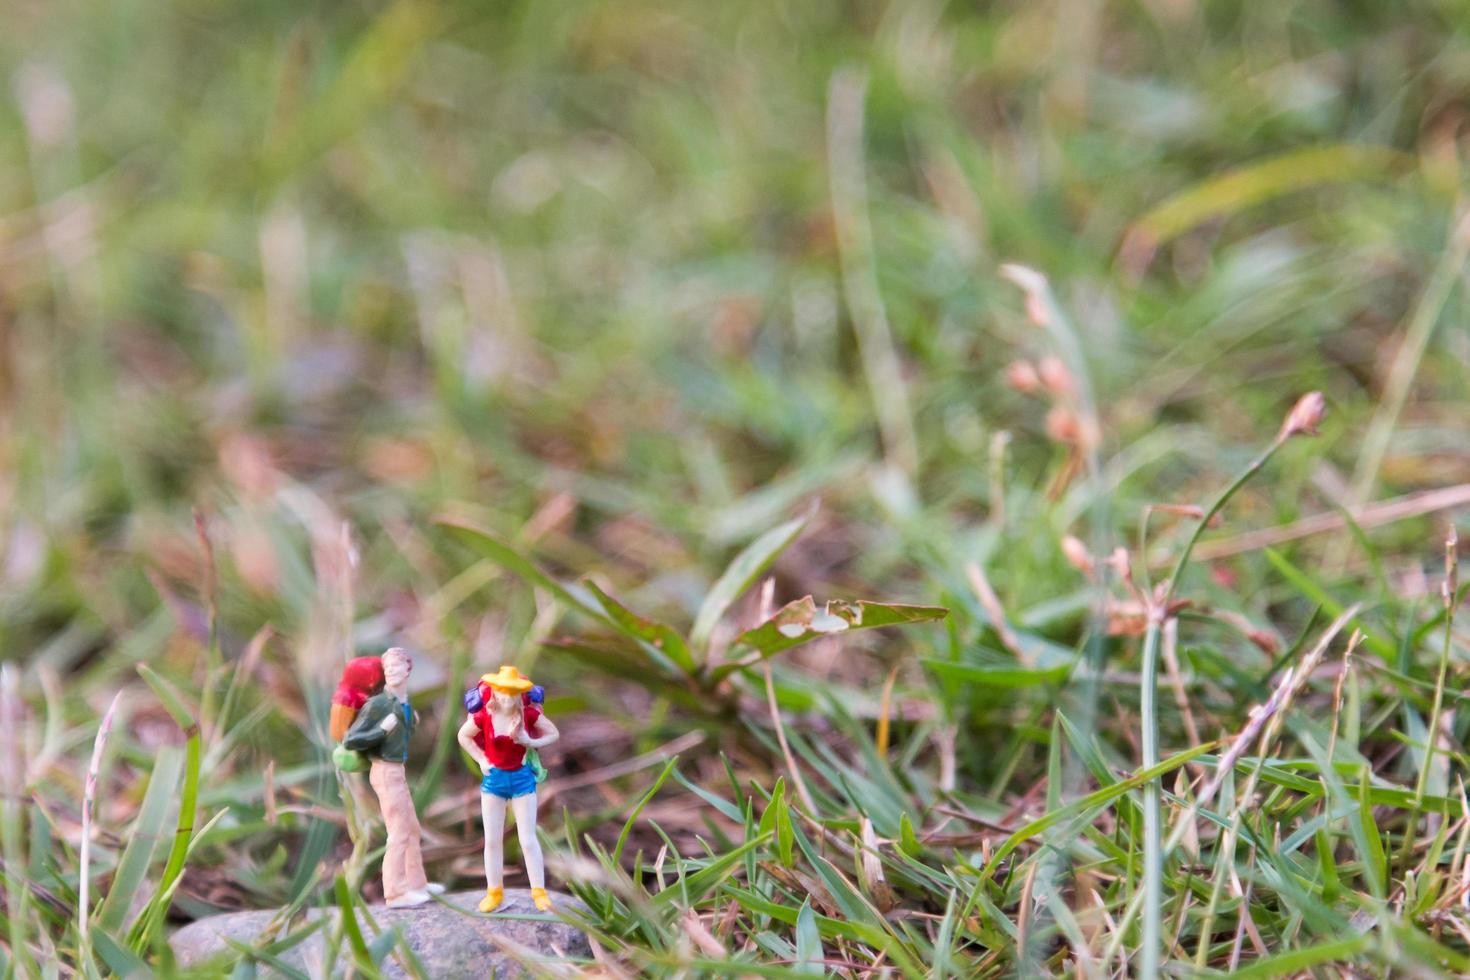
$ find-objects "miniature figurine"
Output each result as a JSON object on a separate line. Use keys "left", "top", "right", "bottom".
{"left": 457, "top": 665, "right": 560, "bottom": 912}
{"left": 338, "top": 647, "right": 444, "bottom": 908}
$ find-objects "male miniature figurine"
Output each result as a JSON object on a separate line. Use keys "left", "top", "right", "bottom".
{"left": 342, "top": 647, "right": 443, "bottom": 908}
{"left": 456, "top": 665, "right": 560, "bottom": 912}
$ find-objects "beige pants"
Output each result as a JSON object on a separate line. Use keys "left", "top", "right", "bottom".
{"left": 368, "top": 759, "right": 428, "bottom": 902}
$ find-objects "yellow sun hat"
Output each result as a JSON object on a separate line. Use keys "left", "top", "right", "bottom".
{"left": 480, "top": 665, "right": 534, "bottom": 694}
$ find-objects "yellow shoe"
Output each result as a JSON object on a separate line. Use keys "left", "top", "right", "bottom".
{"left": 478, "top": 886, "right": 503, "bottom": 913}
{"left": 531, "top": 887, "right": 552, "bottom": 912}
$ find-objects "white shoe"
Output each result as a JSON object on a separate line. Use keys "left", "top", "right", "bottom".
{"left": 425, "top": 883, "right": 446, "bottom": 895}
{"left": 386, "top": 889, "right": 431, "bottom": 908}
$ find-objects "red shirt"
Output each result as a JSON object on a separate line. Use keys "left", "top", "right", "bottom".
{"left": 472, "top": 706, "right": 542, "bottom": 769}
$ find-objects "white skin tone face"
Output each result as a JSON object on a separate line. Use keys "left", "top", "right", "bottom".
{"left": 378, "top": 651, "right": 411, "bottom": 731}
{"left": 489, "top": 690, "right": 522, "bottom": 739}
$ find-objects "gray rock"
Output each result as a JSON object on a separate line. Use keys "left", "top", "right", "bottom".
{"left": 169, "top": 889, "right": 590, "bottom": 977}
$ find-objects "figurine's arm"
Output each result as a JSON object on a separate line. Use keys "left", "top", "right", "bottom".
{"left": 516, "top": 714, "right": 559, "bottom": 749}
{"left": 457, "top": 716, "right": 491, "bottom": 772}
{"left": 341, "top": 697, "right": 388, "bottom": 751}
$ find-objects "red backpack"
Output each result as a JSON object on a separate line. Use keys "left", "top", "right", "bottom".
{"left": 330, "top": 656, "right": 385, "bottom": 743}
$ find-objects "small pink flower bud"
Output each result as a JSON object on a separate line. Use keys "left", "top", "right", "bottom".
{"left": 1045, "top": 406, "right": 1079, "bottom": 444}
{"left": 999, "top": 263, "right": 1052, "bottom": 328}
{"left": 1105, "top": 546, "right": 1132, "bottom": 584}
{"left": 1005, "top": 360, "right": 1042, "bottom": 395}
{"left": 1277, "top": 391, "right": 1326, "bottom": 442}
{"left": 1060, "top": 535, "right": 1094, "bottom": 577}
{"left": 1247, "top": 630, "right": 1281, "bottom": 655}
{"left": 1036, "top": 356, "right": 1075, "bottom": 398}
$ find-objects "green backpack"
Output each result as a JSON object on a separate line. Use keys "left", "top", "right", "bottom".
{"left": 332, "top": 743, "right": 369, "bottom": 773}
{"left": 526, "top": 747, "right": 548, "bottom": 784}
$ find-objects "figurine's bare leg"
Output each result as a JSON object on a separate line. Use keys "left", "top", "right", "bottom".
{"left": 482, "top": 793, "right": 507, "bottom": 890}
{"left": 511, "top": 792, "right": 544, "bottom": 890}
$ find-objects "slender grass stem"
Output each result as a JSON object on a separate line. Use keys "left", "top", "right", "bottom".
{"left": 1106, "top": 606, "right": 1357, "bottom": 970}
{"left": 194, "top": 509, "right": 222, "bottom": 741}
{"left": 1138, "top": 436, "right": 1288, "bottom": 976}
{"left": 133, "top": 665, "right": 202, "bottom": 951}
{"left": 1138, "top": 617, "right": 1164, "bottom": 978}
{"left": 1346, "top": 213, "right": 1470, "bottom": 511}
{"left": 1401, "top": 532, "right": 1460, "bottom": 872}
{"left": 78, "top": 692, "right": 122, "bottom": 969}
{"left": 1415, "top": 586, "right": 1458, "bottom": 808}
{"left": 0, "top": 666, "right": 31, "bottom": 978}
{"left": 827, "top": 67, "right": 919, "bottom": 478}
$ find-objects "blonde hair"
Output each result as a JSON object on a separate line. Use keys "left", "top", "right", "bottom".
{"left": 381, "top": 647, "right": 412, "bottom": 672}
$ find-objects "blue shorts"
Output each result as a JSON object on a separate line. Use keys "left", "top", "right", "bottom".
{"left": 481, "top": 765, "right": 536, "bottom": 799}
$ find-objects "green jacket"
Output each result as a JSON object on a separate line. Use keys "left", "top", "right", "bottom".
{"left": 342, "top": 691, "right": 416, "bottom": 763}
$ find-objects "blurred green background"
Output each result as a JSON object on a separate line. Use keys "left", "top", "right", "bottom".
{"left": 3, "top": 0, "right": 1469, "bottom": 975}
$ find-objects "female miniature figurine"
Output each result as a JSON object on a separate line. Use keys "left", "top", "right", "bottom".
{"left": 340, "top": 647, "right": 443, "bottom": 908}
{"left": 456, "top": 665, "right": 560, "bottom": 912}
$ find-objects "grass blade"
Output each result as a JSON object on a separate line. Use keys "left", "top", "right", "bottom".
{"left": 714, "top": 597, "right": 947, "bottom": 681}
{"left": 435, "top": 517, "right": 614, "bottom": 627}
{"left": 982, "top": 741, "right": 1216, "bottom": 879}
{"left": 691, "top": 509, "right": 813, "bottom": 656}
{"left": 131, "top": 664, "right": 202, "bottom": 951}
{"left": 97, "top": 746, "right": 183, "bottom": 932}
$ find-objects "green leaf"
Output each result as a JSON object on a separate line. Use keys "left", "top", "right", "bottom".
{"left": 794, "top": 899, "right": 821, "bottom": 974}
{"left": 135, "top": 663, "right": 196, "bottom": 731}
{"left": 436, "top": 517, "right": 614, "bottom": 627}
{"left": 738, "top": 596, "right": 948, "bottom": 658}
{"left": 539, "top": 638, "right": 700, "bottom": 709}
{"left": 898, "top": 812, "right": 921, "bottom": 857}
{"left": 1314, "top": 829, "right": 1340, "bottom": 903}
{"left": 367, "top": 926, "right": 401, "bottom": 966}
{"left": 1358, "top": 768, "right": 1387, "bottom": 895}
{"left": 757, "top": 777, "right": 784, "bottom": 838}
{"left": 1264, "top": 548, "right": 1394, "bottom": 658}
{"left": 1227, "top": 934, "right": 1373, "bottom": 978}
{"left": 98, "top": 746, "right": 183, "bottom": 932}
{"left": 775, "top": 801, "right": 794, "bottom": 869}
{"left": 982, "top": 741, "right": 1216, "bottom": 879}
{"left": 727, "top": 887, "right": 867, "bottom": 943}
{"left": 1229, "top": 757, "right": 1460, "bottom": 814}
{"left": 132, "top": 664, "right": 202, "bottom": 951}
{"left": 222, "top": 938, "right": 312, "bottom": 980}
{"left": 651, "top": 833, "right": 771, "bottom": 906}
{"left": 691, "top": 509, "right": 813, "bottom": 655}
{"left": 1126, "top": 144, "right": 1408, "bottom": 252}
{"left": 758, "top": 778, "right": 795, "bottom": 867}
{"left": 921, "top": 659, "right": 1070, "bottom": 688}
{"left": 262, "top": 0, "right": 443, "bottom": 184}
{"left": 1045, "top": 714, "right": 1063, "bottom": 812}
{"left": 712, "top": 596, "right": 947, "bottom": 681}
{"left": 615, "top": 757, "right": 678, "bottom": 866}
{"left": 670, "top": 767, "right": 744, "bottom": 824}
{"left": 584, "top": 580, "right": 694, "bottom": 674}
{"left": 333, "top": 876, "right": 375, "bottom": 969}
{"left": 91, "top": 928, "right": 149, "bottom": 978}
